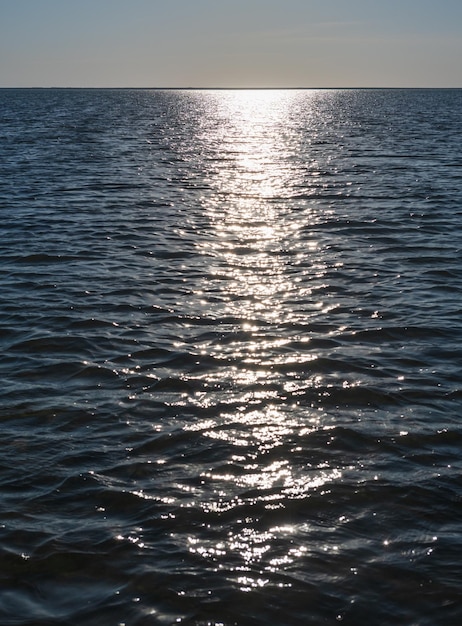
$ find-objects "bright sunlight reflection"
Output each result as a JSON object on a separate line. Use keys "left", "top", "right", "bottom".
{"left": 197, "top": 90, "right": 308, "bottom": 325}
{"left": 180, "top": 90, "right": 336, "bottom": 587}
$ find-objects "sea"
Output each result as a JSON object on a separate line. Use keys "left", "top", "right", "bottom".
{"left": 1, "top": 88, "right": 462, "bottom": 625}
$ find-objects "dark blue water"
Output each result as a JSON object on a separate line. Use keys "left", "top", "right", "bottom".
{"left": 1, "top": 88, "right": 462, "bottom": 625}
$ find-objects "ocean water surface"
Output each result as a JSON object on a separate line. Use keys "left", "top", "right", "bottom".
{"left": 1, "top": 88, "right": 462, "bottom": 624}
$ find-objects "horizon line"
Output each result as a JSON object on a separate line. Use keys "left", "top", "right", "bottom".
{"left": 1, "top": 86, "right": 461, "bottom": 90}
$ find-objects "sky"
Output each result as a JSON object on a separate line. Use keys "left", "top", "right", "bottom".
{"left": 1, "top": 0, "right": 462, "bottom": 88}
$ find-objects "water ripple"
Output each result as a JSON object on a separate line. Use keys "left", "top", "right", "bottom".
{"left": 1, "top": 88, "right": 462, "bottom": 625}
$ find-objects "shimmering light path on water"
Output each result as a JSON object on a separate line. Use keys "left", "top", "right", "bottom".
{"left": 1, "top": 88, "right": 462, "bottom": 625}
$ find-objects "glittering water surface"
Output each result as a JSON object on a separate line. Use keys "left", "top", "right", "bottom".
{"left": 1, "top": 88, "right": 462, "bottom": 625}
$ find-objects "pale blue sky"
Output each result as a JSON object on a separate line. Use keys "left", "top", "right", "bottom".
{"left": 1, "top": 0, "right": 461, "bottom": 87}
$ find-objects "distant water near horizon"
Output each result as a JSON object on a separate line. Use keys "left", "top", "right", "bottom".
{"left": 1, "top": 88, "right": 462, "bottom": 625}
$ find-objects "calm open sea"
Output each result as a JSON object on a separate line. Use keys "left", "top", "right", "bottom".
{"left": 1, "top": 88, "right": 462, "bottom": 625}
